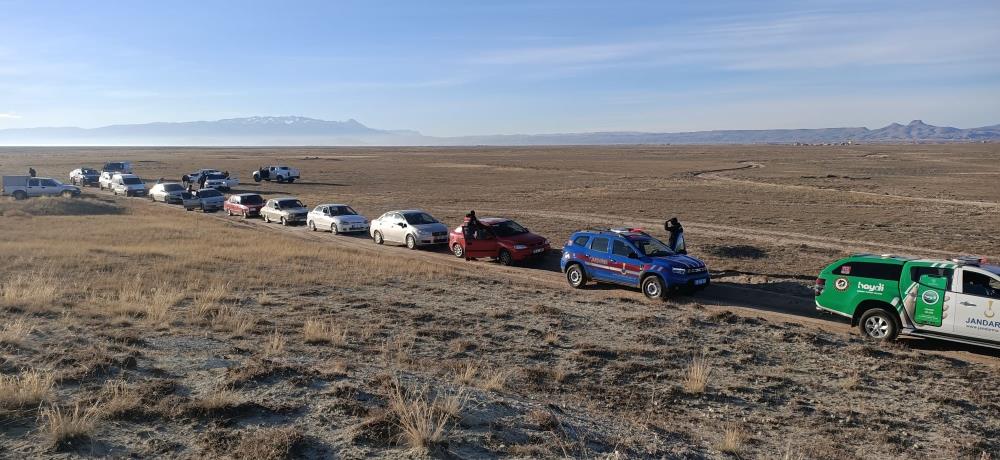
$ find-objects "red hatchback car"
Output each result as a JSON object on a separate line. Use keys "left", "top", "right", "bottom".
{"left": 449, "top": 217, "right": 550, "bottom": 265}
{"left": 224, "top": 193, "right": 265, "bottom": 218}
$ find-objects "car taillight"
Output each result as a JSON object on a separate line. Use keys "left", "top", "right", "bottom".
{"left": 814, "top": 278, "right": 825, "bottom": 296}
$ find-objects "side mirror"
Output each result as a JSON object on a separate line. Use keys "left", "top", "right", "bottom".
{"left": 919, "top": 274, "right": 948, "bottom": 290}
{"left": 399, "top": 223, "right": 407, "bottom": 228}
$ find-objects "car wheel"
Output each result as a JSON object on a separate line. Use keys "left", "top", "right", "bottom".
{"left": 405, "top": 234, "right": 417, "bottom": 250}
{"left": 566, "top": 264, "right": 586, "bottom": 288}
{"left": 497, "top": 249, "right": 513, "bottom": 266}
{"left": 372, "top": 231, "right": 384, "bottom": 245}
{"left": 452, "top": 243, "right": 464, "bottom": 258}
{"left": 276, "top": 176, "right": 285, "bottom": 183}
{"left": 641, "top": 275, "right": 666, "bottom": 300}
{"left": 253, "top": 173, "right": 261, "bottom": 183}
{"left": 243, "top": 210, "right": 249, "bottom": 218}
{"left": 12, "top": 190, "right": 27, "bottom": 201}
{"left": 280, "top": 217, "right": 287, "bottom": 226}
{"left": 61, "top": 190, "right": 74, "bottom": 198}
{"left": 330, "top": 224, "right": 338, "bottom": 235}
{"left": 859, "top": 308, "right": 898, "bottom": 341}
{"left": 308, "top": 221, "right": 316, "bottom": 231}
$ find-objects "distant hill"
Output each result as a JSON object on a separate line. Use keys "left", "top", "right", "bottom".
{"left": 0, "top": 117, "right": 997, "bottom": 146}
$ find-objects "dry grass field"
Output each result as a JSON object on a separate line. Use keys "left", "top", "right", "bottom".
{"left": 0, "top": 145, "right": 998, "bottom": 458}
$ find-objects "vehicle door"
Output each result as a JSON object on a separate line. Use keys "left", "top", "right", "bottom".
{"left": 583, "top": 236, "right": 614, "bottom": 282}
{"left": 384, "top": 213, "right": 407, "bottom": 243}
{"left": 904, "top": 266, "right": 955, "bottom": 333}
{"left": 953, "top": 268, "right": 1000, "bottom": 342}
{"left": 464, "top": 225, "right": 498, "bottom": 258}
{"left": 608, "top": 238, "right": 643, "bottom": 287}
{"left": 26, "top": 178, "right": 44, "bottom": 197}
{"left": 262, "top": 201, "right": 276, "bottom": 219}
{"left": 313, "top": 206, "right": 330, "bottom": 227}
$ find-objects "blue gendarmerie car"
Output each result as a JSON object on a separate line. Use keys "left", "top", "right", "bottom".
{"left": 560, "top": 228, "right": 710, "bottom": 300}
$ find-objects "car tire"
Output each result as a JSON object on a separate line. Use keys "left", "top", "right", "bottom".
{"left": 13, "top": 190, "right": 27, "bottom": 200}
{"left": 276, "top": 176, "right": 285, "bottom": 183}
{"left": 373, "top": 231, "right": 384, "bottom": 245}
{"left": 452, "top": 243, "right": 464, "bottom": 258}
{"left": 280, "top": 217, "right": 287, "bottom": 226}
{"left": 405, "top": 234, "right": 417, "bottom": 250}
{"left": 62, "top": 191, "right": 74, "bottom": 198}
{"left": 641, "top": 275, "right": 666, "bottom": 300}
{"left": 243, "top": 210, "right": 249, "bottom": 219}
{"left": 859, "top": 308, "right": 899, "bottom": 341}
{"left": 497, "top": 249, "right": 513, "bottom": 266}
{"left": 253, "top": 173, "right": 261, "bottom": 183}
{"left": 330, "top": 224, "right": 338, "bottom": 235}
{"left": 566, "top": 264, "right": 586, "bottom": 288}
{"left": 308, "top": 221, "right": 316, "bottom": 231}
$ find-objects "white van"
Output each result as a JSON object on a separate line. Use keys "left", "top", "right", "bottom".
{"left": 110, "top": 174, "right": 147, "bottom": 197}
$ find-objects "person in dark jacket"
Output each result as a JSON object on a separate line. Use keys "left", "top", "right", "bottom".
{"left": 197, "top": 174, "right": 208, "bottom": 190}
{"left": 462, "top": 211, "right": 482, "bottom": 261}
{"left": 28, "top": 167, "right": 36, "bottom": 178}
{"left": 664, "top": 217, "right": 686, "bottom": 254}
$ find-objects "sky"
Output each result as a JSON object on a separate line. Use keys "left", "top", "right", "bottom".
{"left": 0, "top": 0, "right": 998, "bottom": 136}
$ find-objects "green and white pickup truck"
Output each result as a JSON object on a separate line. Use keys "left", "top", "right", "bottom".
{"left": 815, "top": 254, "right": 1000, "bottom": 349}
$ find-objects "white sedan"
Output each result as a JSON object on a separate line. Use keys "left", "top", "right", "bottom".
{"left": 307, "top": 204, "right": 369, "bottom": 234}
{"left": 370, "top": 209, "right": 449, "bottom": 249}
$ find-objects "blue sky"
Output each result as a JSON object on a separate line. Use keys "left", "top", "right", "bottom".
{"left": 1, "top": 0, "right": 998, "bottom": 135}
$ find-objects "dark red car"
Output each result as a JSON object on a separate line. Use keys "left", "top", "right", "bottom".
{"left": 449, "top": 217, "right": 550, "bottom": 265}
{"left": 224, "top": 193, "right": 265, "bottom": 218}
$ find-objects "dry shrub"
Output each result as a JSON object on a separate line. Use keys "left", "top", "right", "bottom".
{"left": 189, "top": 388, "right": 244, "bottom": 413}
{"left": 479, "top": 369, "right": 508, "bottom": 392}
{"left": 0, "top": 272, "right": 61, "bottom": 310}
{"left": 231, "top": 426, "right": 304, "bottom": 460}
{"left": 381, "top": 336, "right": 414, "bottom": 365}
{"left": 454, "top": 362, "right": 479, "bottom": 386}
{"left": 453, "top": 362, "right": 508, "bottom": 392}
{"left": 387, "top": 381, "right": 455, "bottom": 453}
{"left": 99, "top": 379, "right": 140, "bottom": 418}
{"left": 303, "top": 319, "right": 347, "bottom": 346}
{"left": 264, "top": 328, "right": 286, "bottom": 356}
{"left": 526, "top": 408, "right": 560, "bottom": 431}
{"left": 0, "top": 317, "right": 33, "bottom": 346}
{"left": 0, "top": 369, "right": 54, "bottom": 409}
{"left": 717, "top": 422, "right": 748, "bottom": 454}
{"left": 543, "top": 331, "right": 560, "bottom": 346}
{"left": 40, "top": 402, "right": 100, "bottom": 447}
{"left": 143, "top": 287, "right": 184, "bottom": 325}
{"left": 683, "top": 354, "right": 710, "bottom": 394}
{"left": 211, "top": 306, "right": 256, "bottom": 336}
{"left": 839, "top": 370, "right": 861, "bottom": 391}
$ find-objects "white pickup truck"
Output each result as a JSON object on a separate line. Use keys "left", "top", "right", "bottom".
{"left": 2, "top": 176, "right": 81, "bottom": 200}
{"left": 252, "top": 165, "right": 300, "bottom": 183}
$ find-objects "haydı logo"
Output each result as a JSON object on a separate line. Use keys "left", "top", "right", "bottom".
{"left": 921, "top": 290, "right": 940, "bottom": 305}
{"left": 857, "top": 281, "right": 885, "bottom": 294}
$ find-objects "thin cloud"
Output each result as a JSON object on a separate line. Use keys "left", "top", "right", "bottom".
{"left": 0, "top": 113, "right": 22, "bottom": 119}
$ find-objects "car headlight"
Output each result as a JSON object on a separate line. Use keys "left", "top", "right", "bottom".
{"left": 514, "top": 244, "right": 528, "bottom": 250}
{"left": 671, "top": 267, "right": 687, "bottom": 275}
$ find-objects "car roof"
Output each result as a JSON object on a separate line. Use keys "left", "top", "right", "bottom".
{"left": 479, "top": 217, "right": 510, "bottom": 225}
{"left": 114, "top": 173, "right": 139, "bottom": 178}
{"left": 234, "top": 193, "right": 262, "bottom": 197}
{"left": 271, "top": 196, "right": 300, "bottom": 201}
{"left": 394, "top": 209, "right": 426, "bottom": 214}
{"left": 158, "top": 182, "right": 183, "bottom": 186}
{"left": 317, "top": 203, "right": 349, "bottom": 207}
{"left": 574, "top": 228, "right": 649, "bottom": 238}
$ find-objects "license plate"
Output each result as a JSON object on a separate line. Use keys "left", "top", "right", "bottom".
{"left": 694, "top": 279, "right": 707, "bottom": 286}
{"left": 532, "top": 248, "right": 545, "bottom": 254}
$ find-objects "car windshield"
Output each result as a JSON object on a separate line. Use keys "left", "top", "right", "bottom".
{"left": 180, "top": 192, "right": 194, "bottom": 199}
{"left": 198, "top": 189, "right": 222, "bottom": 198}
{"left": 105, "top": 163, "right": 125, "bottom": 171}
{"left": 82, "top": 168, "right": 97, "bottom": 174}
{"left": 122, "top": 177, "right": 142, "bottom": 185}
{"left": 329, "top": 206, "right": 357, "bottom": 216}
{"left": 491, "top": 220, "right": 528, "bottom": 237}
{"left": 162, "top": 184, "right": 184, "bottom": 192}
{"left": 277, "top": 199, "right": 304, "bottom": 209}
{"left": 206, "top": 174, "right": 226, "bottom": 180}
{"left": 241, "top": 195, "right": 264, "bottom": 205}
{"left": 632, "top": 237, "right": 675, "bottom": 257}
{"left": 403, "top": 212, "right": 438, "bottom": 225}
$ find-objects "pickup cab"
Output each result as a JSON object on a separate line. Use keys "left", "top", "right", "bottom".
{"left": 110, "top": 174, "right": 147, "bottom": 197}
{"left": 815, "top": 254, "right": 1000, "bottom": 348}
{"left": 225, "top": 193, "right": 265, "bottom": 218}
{"left": 252, "top": 166, "right": 300, "bottom": 183}
{"left": 2, "top": 176, "right": 81, "bottom": 200}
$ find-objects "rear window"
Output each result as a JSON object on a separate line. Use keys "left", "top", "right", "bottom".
{"left": 834, "top": 262, "right": 903, "bottom": 281}
{"left": 241, "top": 195, "right": 263, "bottom": 205}
{"left": 572, "top": 235, "right": 590, "bottom": 247}
{"left": 163, "top": 184, "right": 184, "bottom": 192}
{"left": 590, "top": 237, "right": 610, "bottom": 253}
{"left": 198, "top": 189, "right": 222, "bottom": 198}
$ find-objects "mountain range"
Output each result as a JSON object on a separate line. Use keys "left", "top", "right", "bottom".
{"left": 0, "top": 117, "right": 997, "bottom": 146}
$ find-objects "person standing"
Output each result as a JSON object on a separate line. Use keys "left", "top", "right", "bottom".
{"left": 197, "top": 173, "right": 208, "bottom": 190}
{"left": 28, "top": 167, "right": 36, "bottom": 178}
{"left": 462, "top": 210, "right": 481, "bottom": 261}
{"left": 664, "top": 217, "right": 686, "bottom": 254}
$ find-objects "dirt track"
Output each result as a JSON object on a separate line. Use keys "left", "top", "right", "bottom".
{"left": 98, "top": 188, "right": 1000, "bottom": 366}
